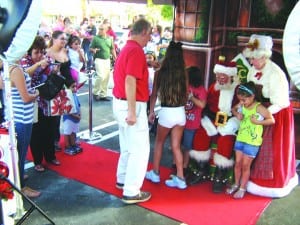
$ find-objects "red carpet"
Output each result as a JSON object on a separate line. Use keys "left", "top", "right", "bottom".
{"left": 28, "top": 142, "right": 271, "bottom": 225}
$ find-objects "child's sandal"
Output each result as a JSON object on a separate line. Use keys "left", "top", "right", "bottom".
{"left": 226, "top": 184, "right": 239, "bottom": 195}
{"left": 233, "top": 188, "right": 246, "bottom": 199}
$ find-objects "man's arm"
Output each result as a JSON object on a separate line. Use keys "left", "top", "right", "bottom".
{"left": 111, "top": 40, "right": 117, "bottom": 61}
{"left": 125, "top": 75, "right": 136, "bottom": 125}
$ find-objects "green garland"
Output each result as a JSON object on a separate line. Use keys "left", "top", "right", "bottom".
{"left": 251, "top": 0, "right": 297, "bottom": 28}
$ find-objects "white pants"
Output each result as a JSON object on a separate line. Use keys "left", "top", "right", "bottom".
{"left": 112, "top": 97, "right": 150, "bottom": 196}
{"left": 93, "top": 58, "right": 111, "bottom": 97}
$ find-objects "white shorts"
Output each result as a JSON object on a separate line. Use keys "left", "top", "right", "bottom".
{"left": 157, "top": 106, "right": 186, "bottom": 128}
{"left": 63, "top": 119, "right": 79, "bottom": 135}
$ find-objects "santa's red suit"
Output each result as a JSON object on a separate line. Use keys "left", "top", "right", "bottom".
{"left": 189, "top": 60, "right": 240, "bottom": 192}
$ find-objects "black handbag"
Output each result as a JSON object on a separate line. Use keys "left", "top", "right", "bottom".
{"left": 37, "top": 72, "right": 65, "bottom": 100}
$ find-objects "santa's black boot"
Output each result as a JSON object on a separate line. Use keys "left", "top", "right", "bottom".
{"left": 188, "top": 161, "right": 210, "bottom": 185}
{"left": 212, "top": 167, "right": 228, "bottom": 193}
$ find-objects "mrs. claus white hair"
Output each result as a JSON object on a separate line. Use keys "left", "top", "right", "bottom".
{"left": 243, "top": 34, "right": 273, "bottom": 59}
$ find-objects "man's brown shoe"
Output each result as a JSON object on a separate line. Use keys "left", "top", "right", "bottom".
{"left": 122, "top": 191, "right": 151, "bottom": 204}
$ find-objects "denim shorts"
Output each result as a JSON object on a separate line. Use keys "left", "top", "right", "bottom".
{"left": 234, "top": 140, "right": 260, "bottom": 158}
{"left": 182, "top": 128, "right": 196, "bottom": 150}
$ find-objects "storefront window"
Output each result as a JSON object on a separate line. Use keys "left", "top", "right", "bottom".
{"left": 174, "top": 0, "right": 211, "bottom": 45}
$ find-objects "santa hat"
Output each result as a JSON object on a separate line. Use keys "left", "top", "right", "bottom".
{"left": 243, "top": 34, "right": 273, "bottom": 59}
{"left": 213, "top": 56, "right": 237, "bottom": 76}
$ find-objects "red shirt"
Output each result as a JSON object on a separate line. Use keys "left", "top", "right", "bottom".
{"left": 113, "top": 40, "right": 149, "bottom": 102}
{"left": 107, "top": 29, "right": 117, "bottom": 41}
{"left": 185, "top": 85, "right": 207, "bottom": 129}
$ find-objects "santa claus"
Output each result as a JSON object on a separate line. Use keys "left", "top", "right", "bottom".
{"left": 189, "top": 56, "right": 240, "bottom": 193}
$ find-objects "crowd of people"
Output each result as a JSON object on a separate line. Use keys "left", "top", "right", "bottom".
{"left": 0, "top": 15, "right": 90, "bottom": 198}
{"left": 0, "top": 16, "right": 297, "bottom": 205}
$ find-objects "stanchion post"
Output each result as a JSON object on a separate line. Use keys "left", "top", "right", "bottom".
{"left": 80, "top": 69, "right": 102, "bottom": 141}
{"left": 2, "top": 60, "right": 25, "bottom": 219}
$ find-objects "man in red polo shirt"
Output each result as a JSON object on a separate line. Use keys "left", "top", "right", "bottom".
{"left": 112, "top": 18, "right": 152, "bottom": 204}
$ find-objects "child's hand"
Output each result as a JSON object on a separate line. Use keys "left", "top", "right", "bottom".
{"left": 250, "top": 113, "right": 264, "bottom": 124}
{"left": 236, "top": 112, "right": 243, "bottom": 120}
{"left": 148, "top": 111, "right": 156, "bottom": 124}
{"left": 148, "top": 60, "right": 160, "bottom": 69}
{"left": 250, "top": 114, "right": 259, "bottom": 124}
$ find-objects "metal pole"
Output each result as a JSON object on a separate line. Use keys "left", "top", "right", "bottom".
{"left": 88, "top": 69, "right": 93, "bottom": 137}
{"left": 2, "top": 59, "right": 25, "bottom": 219}
{"left": 80, "top": 69, "right": 102, "bottom": 141}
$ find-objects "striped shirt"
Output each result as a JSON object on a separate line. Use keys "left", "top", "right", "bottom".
{"left": 11, "top": 71, "right": 34, "bottom": 124}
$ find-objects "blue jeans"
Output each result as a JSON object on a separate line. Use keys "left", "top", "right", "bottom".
{"left": 82, "top": 41, "right": 93, "bottom": 69}
{"left": 15, "top": 122, "right": 33, "bottom": 187}
{"left": 182, "top": 128, "right": 196, "bottom": 150}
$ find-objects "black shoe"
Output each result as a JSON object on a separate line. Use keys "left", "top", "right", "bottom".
{"left": 99, "top": 97, "right": 111, "bottom": 101}
{"left": 213, "top": 179, "right": 226, "bottom": 193}
{"left": 187, "top": 172, "right": 207, "bottom": 185}
{"left": 93, "top": 94, "right": 100, "bottom": 101}
{"left": 212, "top": 167, "right": 229, "bottom": 193}
{"left": 122, "top": 191, "right": 151, "bottom": 204}
{"left": 64, "top": 147, "right": 77, "bottom": 155}
{"left": 72, "top": 145, "right": 83, "bottom": 153}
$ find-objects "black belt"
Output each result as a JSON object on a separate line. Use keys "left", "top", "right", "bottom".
{"left": 115, "top": 97, "right": 147, "bottom": 103}
{"left": 116, "top": 97, "right": 127, "bottom": 100}
{"left": 161, "top": 104, "right": 180, "bottom": 107}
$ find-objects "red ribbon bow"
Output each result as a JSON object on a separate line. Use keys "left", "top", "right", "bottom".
{"left": 254, "top": 72, "right": 263, "bottom": 80}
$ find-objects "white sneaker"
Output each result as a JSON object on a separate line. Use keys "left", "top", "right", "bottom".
{"left": 165, "top": 175, "right": 187, "bottom": 189}
{"left": 145, "top": 170, "right": 160, "bottom": 183}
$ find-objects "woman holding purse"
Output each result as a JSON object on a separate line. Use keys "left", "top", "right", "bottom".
{"left": 46, "top": 30, "right": 74, "bottom": 153}
{"left": 22, "top": 33, "right": 73, "bottom": 171}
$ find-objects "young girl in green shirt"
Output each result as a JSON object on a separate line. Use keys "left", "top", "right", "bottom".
{"left": 227, "top": 81, "right": 275, "bottom": 198}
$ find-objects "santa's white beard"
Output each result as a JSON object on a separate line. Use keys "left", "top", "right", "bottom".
{"left": 215, "top": 81, "right": 236, "bottom": 91}
{"left": 215, "top": 80, "right": 239, "bottom": 115}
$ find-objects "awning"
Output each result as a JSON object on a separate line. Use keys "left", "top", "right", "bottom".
{"left": 94, "top": 0, "right": 147, "bottom": 3}
{"left": 91, "top": 0, "right": 173, "bottom": 5}
{"left": 153, "top": 0, "right": 173, "bottom": 4}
